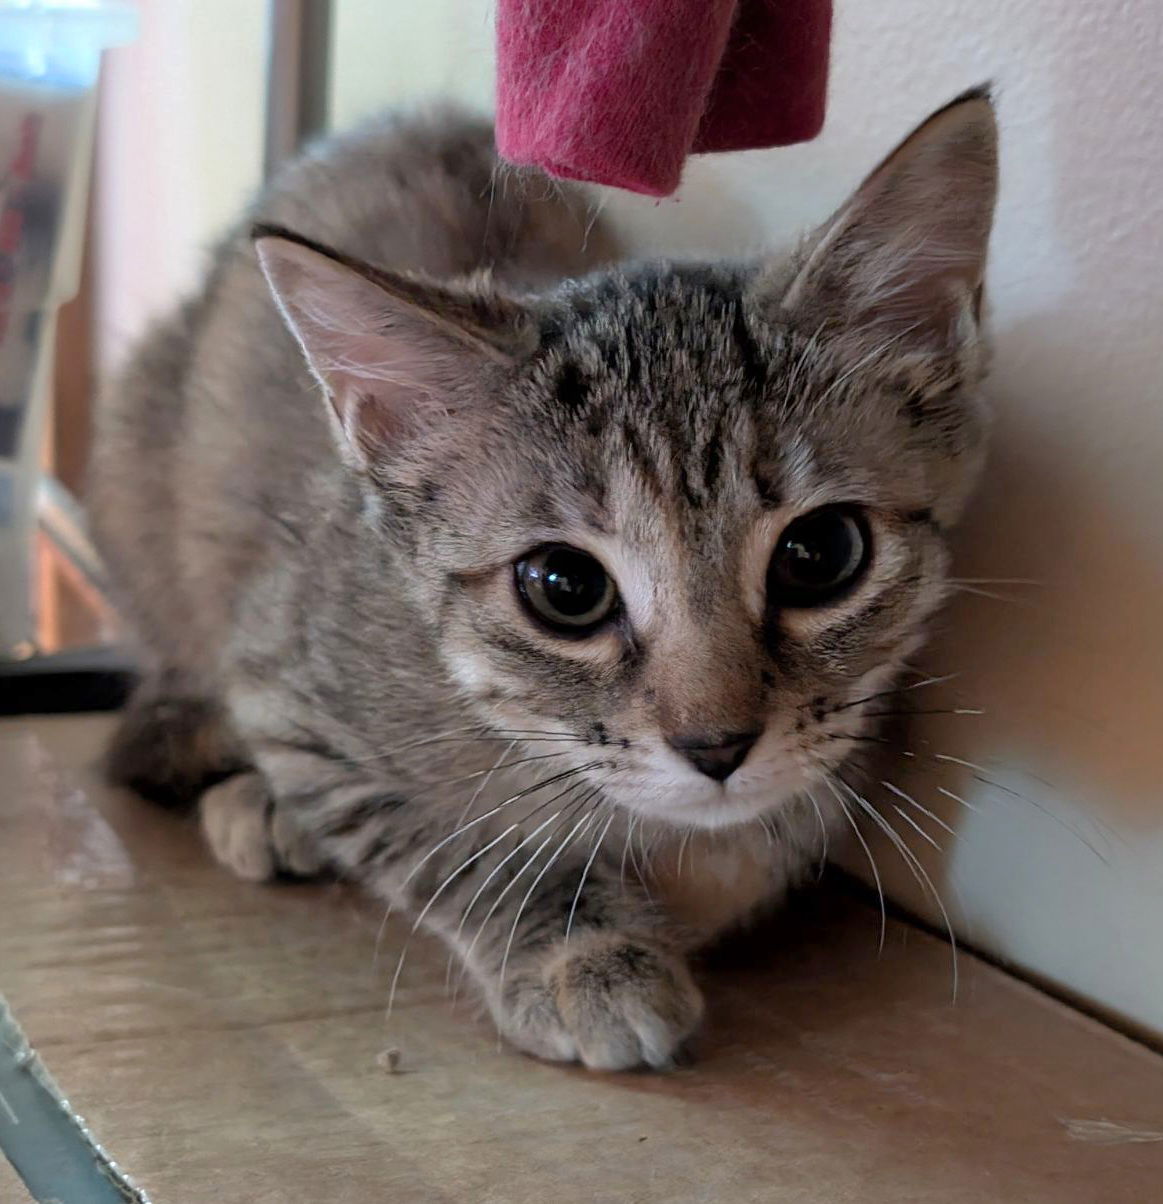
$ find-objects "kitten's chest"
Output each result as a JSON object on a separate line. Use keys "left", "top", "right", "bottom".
{"left": 646, "top": 832, "right": 784, "bottom": 943}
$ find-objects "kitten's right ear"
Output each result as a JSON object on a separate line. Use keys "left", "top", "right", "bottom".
{"left": 254, "top": 228, "right": 536, "bottom": 468}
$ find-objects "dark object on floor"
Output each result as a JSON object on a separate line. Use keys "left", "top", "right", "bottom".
{"left": 0, "top": 645, "right": 135, "bottom": 716}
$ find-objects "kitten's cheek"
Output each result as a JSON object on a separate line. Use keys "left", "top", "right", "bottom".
{"left": 443, "top": 650, "right": 502, "bottom": 701}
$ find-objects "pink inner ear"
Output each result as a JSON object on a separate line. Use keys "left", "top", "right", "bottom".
{"left": 774, "top": 98, "right": 996, "bottom": 353}
{"left": 257, "top": 234, "right": 529, "bottom": 467}
{"left": 347, "top": 389, "right": 408, "bottom": 461}
{"left": 267, "top": 258, "right": 452, "bottom": 453}
{"left": 321, "top": 334, "right": 448, "bottom": 460}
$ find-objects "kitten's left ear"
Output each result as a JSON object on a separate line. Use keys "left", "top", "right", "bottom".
{"left": 760, "top": 87, "right": 999, "bottom": 354}
{"left": 254, "top": 228, "right": 536, "bottom": 468}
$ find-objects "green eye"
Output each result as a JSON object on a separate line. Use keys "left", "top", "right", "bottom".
{"left": 768, "top": 506, "right": 871, "bottom": 607}
{"left": 515, "top": 545, "right": 619, "bottom": 635}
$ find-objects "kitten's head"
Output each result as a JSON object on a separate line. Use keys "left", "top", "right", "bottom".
{"left": 257, "top": 91, "right": 998, "bottom": 829}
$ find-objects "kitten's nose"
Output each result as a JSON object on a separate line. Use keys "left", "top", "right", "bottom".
{"left": 667, "top": 730, "right": 761, "bottom": 782}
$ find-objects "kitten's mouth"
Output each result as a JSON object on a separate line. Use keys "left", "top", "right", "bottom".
{"left": 610, "top": 767, "right": 810, "bottom": 831}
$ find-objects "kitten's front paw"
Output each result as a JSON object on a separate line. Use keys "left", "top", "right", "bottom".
{"left": 199, "top": 772, "right": 325, "bottom": 882}
{"left": 501, "top": 936, "right": 704, "bottom": 1071}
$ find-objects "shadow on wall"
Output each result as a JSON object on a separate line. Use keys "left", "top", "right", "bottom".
{"left": 908, "top": 4, "right": 1163, "bottom": 833}
{"left": 932, "top": 337, "right": 1163, "bottom": 828}
{"left": 831, "top": 298, "right": 1163, "bottom": 1036}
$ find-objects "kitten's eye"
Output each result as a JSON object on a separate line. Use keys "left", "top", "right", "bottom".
{"left": 767, "top": 506, "right": 870, "bottom": 607}
{"left": 515, "top": 545, "right": 619, "bottom": 635}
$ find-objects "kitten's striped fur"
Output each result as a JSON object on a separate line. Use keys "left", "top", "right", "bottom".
{"left": 89, "top": 93, "right": 997, "bottom": 1069}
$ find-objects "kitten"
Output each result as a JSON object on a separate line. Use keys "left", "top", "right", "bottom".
{"left": 88, "top": 91, "right": 997, "bottom": 1070}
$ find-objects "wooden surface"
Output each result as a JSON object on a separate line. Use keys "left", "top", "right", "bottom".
{"left": 2, "top": 714, "right": 1162, "bottom": 1203}
{"left": 0, "top": 1157, "right": 31, "bottom": 1202}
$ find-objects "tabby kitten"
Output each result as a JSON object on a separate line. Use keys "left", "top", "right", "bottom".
{"left": 89, "top": 90, "right": 997, "bottom": 1070}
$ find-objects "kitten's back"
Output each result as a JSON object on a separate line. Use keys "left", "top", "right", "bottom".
{"left": 89, "top": 109, "right": 611, "bottom": 681}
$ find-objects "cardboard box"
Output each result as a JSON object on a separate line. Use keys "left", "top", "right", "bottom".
{"left": 2, "top": 716, "right": 1161, "bottom": 1202}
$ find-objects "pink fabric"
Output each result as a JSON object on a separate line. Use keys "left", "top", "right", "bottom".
{"left": 495, "top": 0, "right": 832, "bottom": 198}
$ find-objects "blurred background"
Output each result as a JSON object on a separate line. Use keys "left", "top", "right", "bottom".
{"left": 14, "top": 0, "right": 1163, "bottom": 1051}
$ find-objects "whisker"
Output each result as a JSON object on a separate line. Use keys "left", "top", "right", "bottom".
{"left": 637, "top": 818, "right": 658, "bottom": 884}
{"left": 862, "top": 707, "right": 985, "bottom": 719}
{"left": 838, "top": 774, "right": 960, "bottom": 1001}
{"left": 489, "top": 729, "right": 592, "bottom": 742}
{"left": 948, "top": 577, "right": 1043, "bottom": 586}
{"left": 880, "top": 780, "right": 958, "bottom": 838}
{"left": 619, "top": 819, "right": 633, "bottom": 889}
{"left": 831, "top": 672, "right": 961, "bottom": 714}
{"left": 834, "top": 737, "right": 1112, "bottom": 866}
{"left": 454, "top": 738, "right": 518, "bottom": 830}
{"left": 890, "top": 804, "right": 943, "bottom": 852}
{"left": 453, "top": 810, "right": 575, "bottom": 994}
{"left": 498, "top": 801, "right": 603, "bottom": 1013}
{"left": 824, "top": 776, "right": 886, "bottom": 953}
{"left": 936, "top": 785, "right": 984, "bottom": 816}
{"left": 377, "top": 773, "right": 591, "bottom": 982}
{"left": 757, "top": 815, "right": 776, "bottom": 849}
{"left": 581, "top": 191, "right": 610, "bottom": 252}
{"left": 804, "top": 788, "right": 830, "bottom": 878}
{"left": 388, "top": 760, "right": 607, "bottom": 923}
{"left": 566, "top": 810, "right": 617, "bottom": 943}
{"left": 347, "top": 726, "right": 591, "bottom": 768}
{"left": 933, "top": 753, "right": 1113, "bottom": 861}
{"left": 677, "top": 826, "right": 693, "bottom": 879}
{"left": 405, "top": 749, "right": 581, "bottom": 800}
{"left": 344, "top": 723, "right": 495, "bottom": 765}
{"left": 947, "top": 585, "right": 1032, "bottom": 605}
{"left": 822, "top": 732, "right": 891, "bottom": 745}
{"left": 452, "top": 795, "right": 582, "bottom": 946}
{"left": 385, "top": 816, "right": 526, "bottom": 1025}
{"left": 446, "top": 787, "right": 597, "bottom": 999}
{"left": 458, "top": 798, "right": 593, "bottom": 992}
{"left": 626, "top": 815, "right": 653, "bottom": 900}
{"left": 464, "top": 734, "right": 592, "bottom": 745}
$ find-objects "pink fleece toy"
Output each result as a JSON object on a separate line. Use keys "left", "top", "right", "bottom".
{"left": 495, "top": 0, "right": 832, "bottom": 198}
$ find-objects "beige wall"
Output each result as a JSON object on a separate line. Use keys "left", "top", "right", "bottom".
{"left": 329, "top": 0, "right": 494, "bottom": 128}
{"left": 94, "top": 0, "right": 266, "bottom": 375}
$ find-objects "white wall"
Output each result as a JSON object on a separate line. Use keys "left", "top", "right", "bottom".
{"left": 331, "top": 0, "right": 1163, "bottom": 1040}
{"left": 94, "top": 0, "right": 266, "bottom": 375}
